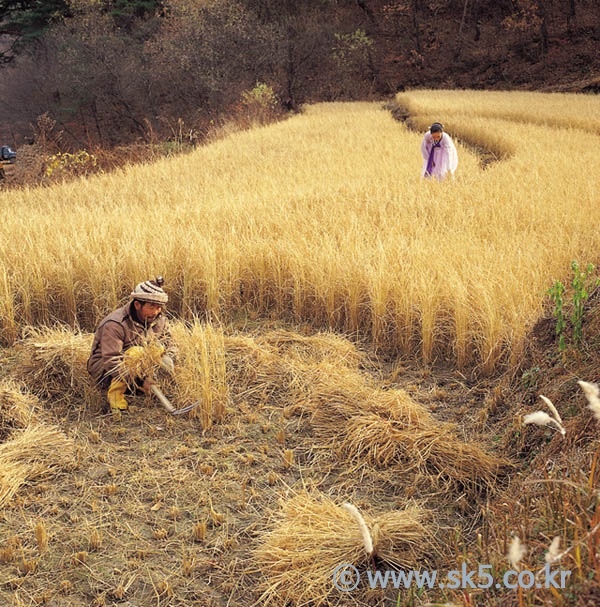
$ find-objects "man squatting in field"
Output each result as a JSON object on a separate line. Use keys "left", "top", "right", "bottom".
{"left": 87, "top": 278, "right": 176, "bottom": 412}
{"left": 421, "top": 122, "right": 458, "bottom": 181}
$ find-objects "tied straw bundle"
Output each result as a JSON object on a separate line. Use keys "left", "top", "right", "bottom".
{"left": 254, "top": 491, "right": 435, "bottom": 606}
{"left": 13, "top": 327, "right": 98, "bottom": 407}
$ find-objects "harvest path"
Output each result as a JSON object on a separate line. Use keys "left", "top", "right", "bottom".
{"left": 1, "top": 93, "right": 599, "bottom": 373}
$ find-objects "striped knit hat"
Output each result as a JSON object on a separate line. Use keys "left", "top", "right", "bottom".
{"left": 130, "top": 279, "right": 168, "bottom": 304}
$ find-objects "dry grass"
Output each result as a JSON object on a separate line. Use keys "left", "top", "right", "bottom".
{"left": 0, "top": 379, "right": 41, "bottom": 441}
{"left": 254, "top": 491, "right": 434, "bottom": 606}
{"left": 0, "top": 424, "right": 74, "bottom": 508}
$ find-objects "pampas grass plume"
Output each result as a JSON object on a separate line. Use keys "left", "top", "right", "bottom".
{"left": 545, "top": 536, "right": 561, "bottom": 564}
{"left": 578, "top": 381, "right": 600, "bottom": 422}
{"left": 539, "top": 395, "right": 563, "bottom": 425}
{"left": 524, "top": 411, "right": 553, "bottom": 426}
{"left": 507, "top": 536, "right": 526, "bottom": 569}
{"left": 523, "top": 411, "right": 565, "bottom": 435}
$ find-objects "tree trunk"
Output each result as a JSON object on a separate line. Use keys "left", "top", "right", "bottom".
{"left": 454, "top": 0, "right": 470, "bottom": 61}
{"left": 412, "top": 0, "right": 421, "bottom": 54}
{"left": 355, "top": 0, "right": 378, "bottom": 28}
{"left": 284, "top": 32, "right": 297, "bottom": 111}
{"left": 539, "top": 0, "right": 549, "bottom": 61}
{"left": 473, "top": 0, "right": 481, "bottom": 41}
{"left": 79, "top": 105, "right": 92, "bottom": 148}
{"left": 566, "top": 0, "right": 576, "bottom": 34}
{"left": 366, "top": 45, "right": 380, "bottom": 93}
{"left": 91, "top": 99, "right": 103, "bottom": 145}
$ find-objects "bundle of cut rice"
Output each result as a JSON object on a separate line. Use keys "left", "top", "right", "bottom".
{"left": 14, "top": 327, "right": 96, "bottom": 405}
{"left": 224, "top": 334, "right": 295, "bottom": 405}
{"left": 305, "top": 364, "right": 510, "bottom": 487}
{"left": 223, "top": 329, "right": 364, "bottom": 408}
{"left": 305, "top": 363, "right": 432, "bottom": 425}
{"left": 0, "top": 424, "right": 74, "bottom": 508}
{"left": 254, "top": 491, "right": 433, "bottom": 606}
{"left": 262, "top": 329, "right": 365, "bottom": 369}
{"left": 0, "top": 379, "right": 41, "bottom": 441}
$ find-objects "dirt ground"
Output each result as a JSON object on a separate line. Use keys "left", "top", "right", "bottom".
{"left": 0, "top": 321, "right": 512, "bottom": 607}
{"left": 2, "top": 287, "right": 600, "bottom": 607}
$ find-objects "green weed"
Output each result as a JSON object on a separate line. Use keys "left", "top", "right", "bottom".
{"left": 547, "top": 261, "right": 598, "bottom": 354}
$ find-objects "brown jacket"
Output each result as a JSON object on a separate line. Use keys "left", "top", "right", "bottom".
{"left": 87, "top": 302, "right": 173, "bottom": 384}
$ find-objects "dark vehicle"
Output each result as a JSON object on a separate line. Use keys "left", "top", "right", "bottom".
{"left": 0, "top": 145, "right": 16, "bottom": 180}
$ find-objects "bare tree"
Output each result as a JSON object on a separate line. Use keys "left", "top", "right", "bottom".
{"left": 502, "top": 0, "right": 549, "bottom": 62}
{"left": 412, "top": 0, "right": 421, "bottom": 53}
{"left": 454, "top": 0, "right": 469, "bottom": 61}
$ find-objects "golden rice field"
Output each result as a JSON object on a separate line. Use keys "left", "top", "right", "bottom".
{"left": 1, "top": 90, "right": 599, "bottom": 371}
{"left": 397, "top": 89, "right": 600, "bottom": 135}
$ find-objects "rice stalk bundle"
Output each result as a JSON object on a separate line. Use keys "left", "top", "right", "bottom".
{"left": 254, "top": 491, "right": 432, "bottom": 606}
{"left": 14, "top": 327, "right": 96, "bottom": 403}
{"left": 171, "top": 321, "right": 228, "bottom": 429}
{"left": 306, "top": 364, "right": 510, "bottom": 486}
{"left": 261, "top": 329, "right": 365, "bottom": 369}
{"left": 223, "top": 334, "right": 298, "bottom": 405}
{"left": 116, "top": 340, "right": 165, "bottom": 385}
{"left": 305, "top": 363, "right": 433, "bottom": 427}
{"left": 222, "top": 330, "right": 365, "bottom": 410}
{"left": 0, "top": 380, "right": 41, "bottom": 441}
{"left": 372, "top": 508, "right": 436, "bottom": 569}
{"left": 422, "top": 434, "right": 509, "bottom": 484}
{"left": 0, "top": 424, "right": 74, "bottom": 508}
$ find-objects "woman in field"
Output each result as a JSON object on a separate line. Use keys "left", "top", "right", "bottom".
{"left": 421, "top": 122, "right": 458, "bottom": 180}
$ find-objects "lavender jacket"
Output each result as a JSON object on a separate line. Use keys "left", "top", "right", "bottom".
{"left": 420, "top": 131, "right": 458, "bottom": 180}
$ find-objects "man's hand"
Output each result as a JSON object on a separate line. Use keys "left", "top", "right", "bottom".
{"left": 142, "top": 377, "right": 156, "bottom": 395}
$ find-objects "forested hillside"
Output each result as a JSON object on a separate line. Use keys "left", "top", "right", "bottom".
{"left": 0, "top": 0, "right": 598, "bottom": 151}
